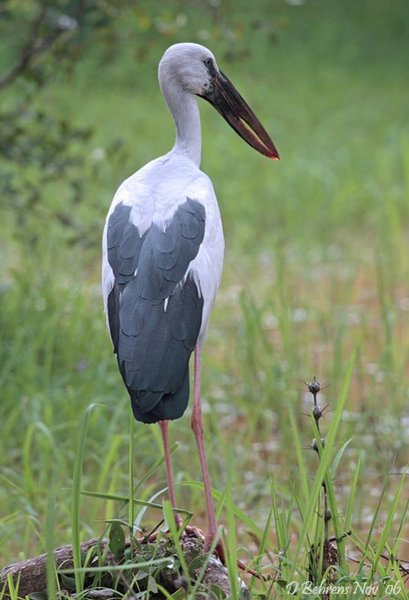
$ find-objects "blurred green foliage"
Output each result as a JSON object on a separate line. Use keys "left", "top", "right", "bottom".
{"left": 1, "top": 0, "right": 409, "bottom": 568}
{"left": 1, "top": 0, "right": 121, "bottom": 252}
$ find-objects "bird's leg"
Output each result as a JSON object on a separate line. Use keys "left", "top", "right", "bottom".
{"left": 191, "top": 345, "right": 217, "bottom": 549}
{"left": 159, "top": 420, "right": 182, "bottom": 528}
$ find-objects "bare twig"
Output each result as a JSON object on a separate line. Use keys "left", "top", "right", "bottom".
{"left": 0, "top": 6, "right": 67, "bottom": 92}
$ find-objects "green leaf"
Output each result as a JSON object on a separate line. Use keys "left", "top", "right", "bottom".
{"left": 134, "top": 569, "right": 149, "bottom": 581}
{"left": 147, "top": 574, "right": 158, "bottom": 593}
{"left": 330, "top": 438, "right": 353, "bottom": 477}
{"left": 209, "top": 584, "right": 227, "bottom": 599}
{"left": 60, "top": 573, "right": 77, "bottom": 592}
{"left": 188, "top": 554, "right": 206, "bottom": 575}
{"left": 276, "top": 578, "right": 289, "bottom": 589}
{"left": 109, "top": 521, "right": 126, "bottom": 561}
{"left": 72, "top": 403, "right": 100, "bottom": 593}
{"left": 157, "top": 588, "right": 186, "bottom": 599}
{"left": 59, "top": 556, "right": 172, "bottom": 575}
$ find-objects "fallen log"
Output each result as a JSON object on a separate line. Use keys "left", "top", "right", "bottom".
{"left": 0, "top": 535, "right": 239, "bottom": 599}
{"left": 0, "top": 538, "right": 107, "bottom": 599}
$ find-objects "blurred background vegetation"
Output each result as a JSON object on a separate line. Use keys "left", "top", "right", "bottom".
{"left": 1, "top": 0, "right": 409, "bottom": 569}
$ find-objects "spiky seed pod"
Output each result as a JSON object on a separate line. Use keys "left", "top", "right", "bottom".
{"left": 307, "top": 376, "right": 321, "bottom": 396}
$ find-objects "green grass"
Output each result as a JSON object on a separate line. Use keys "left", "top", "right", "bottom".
{"left": 1, "top": 0, "right": 409, "bottom": 596}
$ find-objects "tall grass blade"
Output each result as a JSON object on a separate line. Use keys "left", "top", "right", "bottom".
{"left": 81, "top": 488, "right": 190, "bottom": 513}
{"left": 370, "top": 469, "right": 407, "bottom": 578}
{"left": 162, "top": 500, "right": 190, "bottom": 591}
{"left": 46, "top": 483, "right": 57, "bottom": 599}
{"left": 224, "top": 450, "right": 239, "bottom": 599}
{"left": 59, "top": 556, "right": 172, "bottom": 574}
{"left": 72, "top": 403, "right": 99, "bottom": 593}
{"left": 190, "top": 529, "right": 221, "bottom": 597}
{"left": 135, "top": 441, "right": 179, "bottom": 493}
{"left": 344, "top": 452, "right": 362, "bottom": 532}
{"left": 288, "top": 403, "right": 309, "bottom": 506}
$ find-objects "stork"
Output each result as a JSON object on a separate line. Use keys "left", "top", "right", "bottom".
{"left": 102, "top": 42, "right": 279, "bottom": 548}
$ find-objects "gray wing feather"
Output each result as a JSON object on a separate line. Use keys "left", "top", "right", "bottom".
{"left": 107, "top": 204, "right": 147, "bottom": 284}
{"left": 106, "top": 198, "right": 205, "bottom": 422}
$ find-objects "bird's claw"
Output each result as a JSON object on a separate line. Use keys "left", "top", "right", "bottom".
{"left": 183, "top": 524, "right": 206, "bottom": 540}
{"left": 141, "top": 522, "right": 205, "bottom": 545}
{"left": 142, "top": 524, "right": 262, "bottom": 580}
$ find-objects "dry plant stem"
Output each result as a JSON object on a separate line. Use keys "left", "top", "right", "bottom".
{"left": 316, "top": 402, "right": 330, "bottom": 545}
{"left": 306, "top": 376, "right": 334, "bottom": 586}
{"left": 236, "top": 559, "right": 265, "bottom": 580}
{"left": 347, "top": 549, "right": 409, "bottom": 578}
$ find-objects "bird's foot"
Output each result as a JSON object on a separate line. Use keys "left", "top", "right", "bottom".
{"left": 183, "top": 524, "right": 205, "bottom": 540}
{"left": 202, "top": 531, "right": 226, "bottom": 568}
{"left": 141, "top": 522, "right": 204, "bottom": 544}
{"left": 142, "top": 525, "right": 263, "bottom": 579}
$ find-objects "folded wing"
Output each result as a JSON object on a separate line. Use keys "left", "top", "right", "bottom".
{"left": 105, "top": 198, "right": 205, "bottom": 423}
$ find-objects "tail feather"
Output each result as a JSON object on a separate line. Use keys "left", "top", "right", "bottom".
{"left": 129, "top": 367, "right": 190, "bottom": 424}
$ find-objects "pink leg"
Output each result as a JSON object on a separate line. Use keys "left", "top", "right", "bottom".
{"left": 159, "top": 420, "right": 182, "bottom": 528}
{"left": 191, "top": 345, "right": 217, "bottom": 547}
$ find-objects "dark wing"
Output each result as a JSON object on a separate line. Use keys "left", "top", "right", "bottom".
{"left": 106, "top": 198, "right": 205, "bottom": 423}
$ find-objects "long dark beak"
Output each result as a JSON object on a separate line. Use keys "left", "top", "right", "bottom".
{"left": 200, "top": 70, "right": 279, "bottom": 160}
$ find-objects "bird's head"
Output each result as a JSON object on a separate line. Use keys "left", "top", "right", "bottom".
{"left": 158, "top": 43, "right": 279, "bottom": 160}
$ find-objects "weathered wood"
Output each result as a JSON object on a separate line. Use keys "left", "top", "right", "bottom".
{"left": 0, "top": 535, "right": 239, "bottom": 599}
{"left": 0, "top": 538, "right": 107, "bottom": 599}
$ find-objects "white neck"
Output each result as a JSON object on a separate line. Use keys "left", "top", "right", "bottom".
{"left": 161, "top": 80, "right": 202, "bottom": 166}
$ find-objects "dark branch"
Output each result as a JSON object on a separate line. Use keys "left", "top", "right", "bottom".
{"left": 0, "top": 6, "right": 67, "bottom": 92}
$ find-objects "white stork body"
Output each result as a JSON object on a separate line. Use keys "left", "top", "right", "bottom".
{"left": 102, "top": 42, "right": 278, "bottom": 544}
{"left": 102, "top": 152, "right": 224, "bottom": 351}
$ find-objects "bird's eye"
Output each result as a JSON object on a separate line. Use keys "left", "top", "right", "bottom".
{"left": 203, "top": 57, "right": 216, "bottom": 76}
